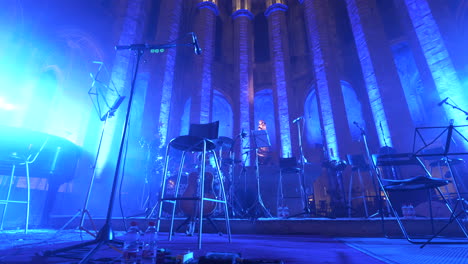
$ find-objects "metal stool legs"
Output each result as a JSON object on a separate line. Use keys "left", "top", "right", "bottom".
{"left": 277, "top": 170, "right": 284, "bottom": 216}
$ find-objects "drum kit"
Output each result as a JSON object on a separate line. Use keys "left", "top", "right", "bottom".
{"left": 143, "top": 121, "right": 320, "bottom": 220}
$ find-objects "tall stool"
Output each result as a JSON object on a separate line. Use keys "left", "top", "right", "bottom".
{"left": 0, "top": 138, "right": 48, "bottom": 233}
{"left": 277, "top": 157, "right": 304, "bottom": 217}
{"left": 156, "top": 121, "right": 231, "bottom": 249}
{"left": 346, "top": 154, "right": 369, "bottom": 218}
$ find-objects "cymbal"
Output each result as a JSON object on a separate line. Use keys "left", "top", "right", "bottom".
{"left": 216, "top": 136, "right": 234, "bottom": 148}
{"left": 429, "top": 158, "right": 465, "bottom": 167}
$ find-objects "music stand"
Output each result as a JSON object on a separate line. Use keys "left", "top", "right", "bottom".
{"left": 246, "top": 130, "right": 272, "bottom": 218}
{"left": 412, "top": 123, "right": 468, "bottom": 247}
{"left": 52, "top": 62, "right": 126, "bottom": 238}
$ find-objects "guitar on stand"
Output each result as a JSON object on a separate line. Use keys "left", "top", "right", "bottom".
{"left": 177, "top": 171, "right": 218, "bottom": 236}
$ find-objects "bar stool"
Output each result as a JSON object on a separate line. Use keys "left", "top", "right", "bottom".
{"left": 0, "top": 138, "right": 48, "bottom": 233}
{"left": 277, "top": 157, "right": 303, "bottom": 217}
{"left": 346, "top": 154, "right": 369, "bottom": 218}
{"left": 156, "top": 121, "right": 231, "bottom": 249}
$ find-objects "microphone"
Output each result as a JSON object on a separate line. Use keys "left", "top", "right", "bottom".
{"left": 353, "top": 121, "right": 365, "bottom": 135}
{"left": 240, "top": 128, "right": 247, "bottom": 138}
{"left": 438, "top": 97, "right": 449, "bottom": 106}
{"left": 191, "top": 32, "right": 202, "bottom": 55}
{"left": 293, "top": 116, "right": 303, "bottom": 123}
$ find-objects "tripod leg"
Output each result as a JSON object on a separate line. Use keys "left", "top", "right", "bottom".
{"left": 79, "top": 240, "right": 106, "bottom": 264}
{"left": 42, "top": 239, "right": 99, "bottom": 257}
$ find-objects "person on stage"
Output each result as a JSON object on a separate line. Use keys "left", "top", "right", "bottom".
{"left": 257, "top": 120, "right": 272, "bottom": 165}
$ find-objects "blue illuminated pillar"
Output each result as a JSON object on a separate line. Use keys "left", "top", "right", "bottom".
{"left": 301, "top": 0, "right": 353, "bottom": 160}
{"left": 345, "top": 0, "right": 414, "bottom": 150}
{"left": 265, "top": 1, "right": 293, "bottom": 158}
{"left": 190, "top": 1, "right": 218, "bottom": 124}
{"left": 152, "top": 0, "right": 183, "bottom": 147}
{"left": 232, "top": 3, "right": 255, "bottom": 165}
{"left": 403, "top": 0, "right": 468, "bottom": 130}
{"left": 97, "top": 0, "right": 150, "bottom": 175}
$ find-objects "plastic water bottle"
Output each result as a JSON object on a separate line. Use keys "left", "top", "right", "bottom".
{"left": 283, "top": 206, "right": 290, "bottom": 218}
{"left": 277, "top": 206, "right": 284, "bottom": 218}
{"left": 141, "top": 221, "right": 158, "bottom": 261}
{"left": 408, "top": 204, "right": 415, "bottom": 219}
{"left": 123, "top": 221, "right": 141, "bottom": 263}
{"left": 401, "top": 204, "right": 408, "bottom": 218}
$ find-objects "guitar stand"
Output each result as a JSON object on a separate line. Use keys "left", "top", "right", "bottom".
{"left": 175, "top": 216, "right": 222, "bottom": 236}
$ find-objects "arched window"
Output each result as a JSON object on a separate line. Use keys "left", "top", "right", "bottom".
{"left": 304, "top": 89, "right": 322, "bottom": 147}
{"left": 212, "top": 90, "right": 233, "bottom": 138}
{"left": 254, "top": 89, "right": 277, "bottom": 150}
{"left": 254, "top": 13, "right": 270, "bottom": 63}
{"left": 340, "top": 80, "right": 366, "bottom": 141}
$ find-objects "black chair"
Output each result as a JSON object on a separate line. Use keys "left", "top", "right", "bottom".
{"left": 156, "top": 121, "right": 231, "bottom": 249}
{"left": 277, "top": 157, "right": 303, "bottom": 217}
{"left": 373, "top": 153, "right": 468, "bottom": 244}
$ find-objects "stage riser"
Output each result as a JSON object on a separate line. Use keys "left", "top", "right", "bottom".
{"left": 44, "top": 217, "right": 468, "bottom": 237}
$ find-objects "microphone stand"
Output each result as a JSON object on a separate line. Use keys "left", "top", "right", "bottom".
{"left": 354, "top": 123, "right": 395, "bottom": 235}
{"left": 441, "top": 100, "right": 468, "bottom": 120}
{"left": 288, "top": 117, "right": 316, "bottom": 218}
{"left": 226, "top": 132, "right": 246, "bottom": 218}
{"left": 43, "top": 40, "right": 195, "bottom": 263}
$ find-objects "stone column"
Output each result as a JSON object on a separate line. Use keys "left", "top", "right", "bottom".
{"left": 232, "top": 1, "right": 255, "bottom": 164}
{"left": 401, "top": 0, "right": 468, "bottom": 137}
{"left": 345, "top": 0, "right": 414, "bottom": 151}
{"left": 265, "top": 0, "right": 294, "bottom": 158}
{"left": 143, "top": 0, "right": 183, "bottom": 147}
{"left": 190, "top": 1, "right": 218, "bottom": 124}
{"left": 300, "top": 0, "right": 356, "bottom": 216}
{"left": 301, "top": 0, "right": 353, "bottom": 161}
{"left": 97, "top": 0, "right": 150, "bottom": 174}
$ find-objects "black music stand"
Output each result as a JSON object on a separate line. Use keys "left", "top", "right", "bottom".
{"left": 245, "top": 130, "right": 272, "bottom": 218}
{"left": 49, "top": 62, "right": 126, "bottom": 239}
{"left": 81, "top": 62, "right": 125, "bottom": 234}
{"left": 412, "top": 123, "right": 468, "bottom": 247}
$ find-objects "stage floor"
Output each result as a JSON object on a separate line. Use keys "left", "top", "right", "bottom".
{"left": 0, "top": 228, "right": 467, "bottom": 264}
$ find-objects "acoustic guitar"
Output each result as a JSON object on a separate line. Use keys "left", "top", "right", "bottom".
{"left": 179, "top": 171, "right": 217, "bottom": 217}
